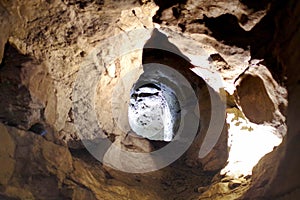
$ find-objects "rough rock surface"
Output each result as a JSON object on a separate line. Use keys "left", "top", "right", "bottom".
{"left": 0, "top": 0, "right": 298, "bottom": 199}
{"left": 234, "top": 64, "right": 287, "bottom": 127}
{"left": 243, "top": 0, "right": 300, "bottom": 199}
{"left": 0, "top": 44, "right": 45, "bottom": 130}
{"left": 0, "top": 123, "right": 166, "bottom": 199}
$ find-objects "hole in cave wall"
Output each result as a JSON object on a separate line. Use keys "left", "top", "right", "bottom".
{"left": 139, "top": 30, "right": 201, "bottom": 147}
{"left": 128, "top": 80, "right": 181, "bottom": 142}
{"left": 197, "top": 8, "right": 285, "bottom": 85}
{"left": 92, "top": 29, "right": 208, "bottom": 152}
{"left": 240, "top": 0, "right": 271, "bottom": 11}
{"left": 69, "top": 11, "right": 288, "bottom": 200}
{"left": 153, "top": 0, "right": 187, "bottom": 23}
{"left": 137, "top": 29, "right": 227, "bottom": 167}
{"left": 201, "top": 14, "right": 252, "bottom": 49}
{"left": 92, "top": 29, "right": 216, "bottom": 160}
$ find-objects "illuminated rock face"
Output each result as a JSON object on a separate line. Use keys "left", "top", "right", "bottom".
{"left": 0, "top": 0, "right": 298, "bottom": 199}
{"left": 128, "top": 83, "right": 180, "bottom": 141}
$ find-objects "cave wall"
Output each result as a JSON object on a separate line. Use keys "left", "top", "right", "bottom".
{"left": 244, "top": 0, "right": 300, "bottom": 199}
{"left": 0, "top": 0, "right": 298, "bottom": 199}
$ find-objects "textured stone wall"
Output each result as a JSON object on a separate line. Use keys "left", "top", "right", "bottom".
{"left": 244, "top": 0, "right": 300, "bottom": 199}
{"left": 0, "top": 0, "right": 298, "bottom": 199}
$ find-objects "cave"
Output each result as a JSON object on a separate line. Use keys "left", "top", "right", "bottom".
{"left": 0, "top": 0, "right": 299, "bottom": 199}
{"left": 128, "top": 78, "right": 181, "bottom": 142}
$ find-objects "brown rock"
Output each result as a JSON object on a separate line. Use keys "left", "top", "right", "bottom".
{"left": 0, "top": 0, "right": 297, "bottom": 199}
{"left": 196, "top": 186, "right": 207, "bottom": 193}
{"left": 199, "top": 182, "right": 229, "bottom": 198}
{"left": 235, "top": 64, "right": 287, "bottom": 126}
{"left": 0, "top": 6, "right": 10, "bottom": 64}
{"left": 228, "top": 180, "right": 242, "bottom": 190}
{"left": 4, "top": 186, "right": 34, "bottom": 200}
{"left": 236, "top": 74, "right": 275, "bottom": 124}
{"left": 197, "top": 123, "right": 229, "bottom": 172}
{"left": 243, "top": 0, "right": 300, "bottom": 198}
{"left": 0, "top": 44, "right": 44, "bottom": 129}
{"left": 0, "top": 124, "right": 15, "bottom": 185}
{"left": 41, "top": 139, "right": 73, "bottom": 181}
{"left": 72, "top": 187, "right": 96, "bottom": 200}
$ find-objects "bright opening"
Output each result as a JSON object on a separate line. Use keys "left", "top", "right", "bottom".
{"left": 128, "top": 82, "right": 180, "bottom": 142}
{"left": 221, "top": 107, "right": 283, "bottom": 178}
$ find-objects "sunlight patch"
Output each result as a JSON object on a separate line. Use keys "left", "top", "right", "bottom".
{"left": 221, "top": 108, "right": 283, "bottom": 178}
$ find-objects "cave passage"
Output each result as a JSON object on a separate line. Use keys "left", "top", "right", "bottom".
{"left": 128, "top": 81, "right": 181, "bottom": 142}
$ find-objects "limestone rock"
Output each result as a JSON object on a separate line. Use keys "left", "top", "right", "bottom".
{"left": 0, "top": 5, "right": 10, "bottom": 64}
{"left": 0, "top": 0, "right": 297, "bottom": 199}
{"left": 41, "top": 139, "right": 73, "bottom": 181}
{"left": 4, "top": 186, "right": 35, "bottom": 200}
{"left": 0, "top": 44, "right": 44, "bottom": 129}
{"left": 243, "top": 0, "right": 300, "bottom": 198}
{"left": 236, "top": 74, "right": 275, "bottom": 123}
{"left": 1, "top": 125, "right": 71, "bottom": 199}
{"left": 121, "top": 133, "right": 153, "bottom": 153}
{"left": 0, "top": 124, "right": 15, "bottom": 186}
{"left": 72, "top": 187, "right": 96, "bottom": 200}
{"left": 198, "top": 123, "right": 229, "bottom": 171}
{"left": 234, "top": 64, "right": 287, "bottom": 126}
{"left": 228, "top": 180, "right": 242, "bottom": 190}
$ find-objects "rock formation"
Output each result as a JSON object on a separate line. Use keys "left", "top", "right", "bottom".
{"left": 0, "top": 0, "right": 299, "bottom": 199}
